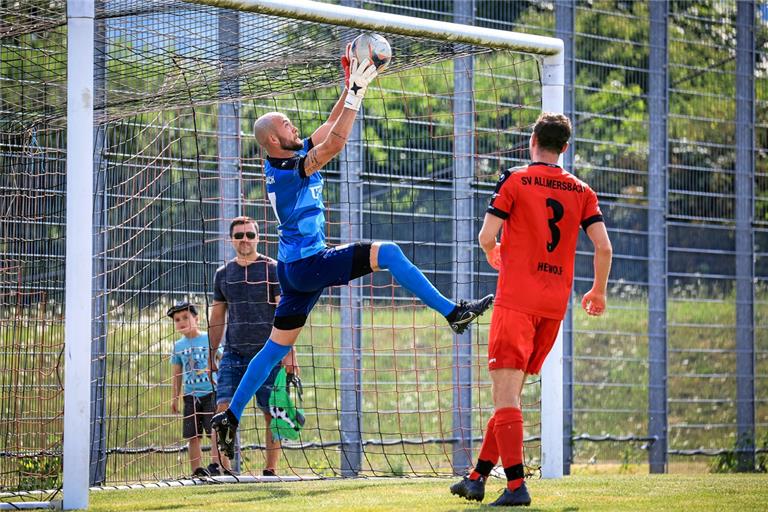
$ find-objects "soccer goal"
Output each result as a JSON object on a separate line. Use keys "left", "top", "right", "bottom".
{"left": 0, "top": 0, "right": 563, "bottom": 509}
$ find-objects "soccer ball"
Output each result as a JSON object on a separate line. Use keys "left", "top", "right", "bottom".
{"left": 351, "top": 33, "right": 392, "bottom": 71}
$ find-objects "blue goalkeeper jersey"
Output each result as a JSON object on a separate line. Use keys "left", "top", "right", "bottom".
{"left": 265, "top": 137, "right": 327, "bottom": 263}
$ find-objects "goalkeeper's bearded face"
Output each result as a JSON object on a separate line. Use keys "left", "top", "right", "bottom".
{"left": 275, "top": 115, "right": 303, "bottom": 151}
{"left": 279, "top": 137, "right": 304, "bottom": 151}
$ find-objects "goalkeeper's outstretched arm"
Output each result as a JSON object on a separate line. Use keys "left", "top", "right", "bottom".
{"left": 310, "top": 43, "right": 356, "bottom": 144}
{"left": 302, "top": 58, "right": 377, "bottom": 177}
{"left": 310, "top": 91, "right": 348, "bottom": 144}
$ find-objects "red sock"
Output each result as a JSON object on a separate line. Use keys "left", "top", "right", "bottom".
{"left": 494, "top": 407, "right": 525, "bottom": 491}
{"left": 469, "top": 416, "right": 498, "bottom": 480}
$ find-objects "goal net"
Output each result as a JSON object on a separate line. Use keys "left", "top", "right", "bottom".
{"left": 0, "top": 0, "right": 561, "bottom": 504}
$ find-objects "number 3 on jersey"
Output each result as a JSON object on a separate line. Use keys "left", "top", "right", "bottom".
{"left": 546, "top": 198, "right": 564, "bottom": 252}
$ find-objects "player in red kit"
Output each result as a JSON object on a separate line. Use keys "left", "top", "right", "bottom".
{"left": 450, "top": 113, "right": 613, "bottom": 507}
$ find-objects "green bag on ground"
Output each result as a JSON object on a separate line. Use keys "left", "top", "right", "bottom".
{"left": 268, "top": 367, "right": 305, "bottom": 441}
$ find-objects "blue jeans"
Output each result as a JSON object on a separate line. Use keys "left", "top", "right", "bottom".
{"left": 216, "top": 349, "right": 280, "bottom": 414}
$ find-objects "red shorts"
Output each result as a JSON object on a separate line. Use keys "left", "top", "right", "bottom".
{"left": 488, "top": 304, "right": 562, "bottom": 374}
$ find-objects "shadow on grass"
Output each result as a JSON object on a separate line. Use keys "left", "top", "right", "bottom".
{"left": 444, "top": 508, "right": 550, "bottom": 512}
{"left": 191, "top": 481, "right": 377, "bottom": 502}
{"left": 136, "top": 505, "right": 188, "bottom": 512}
{"left": 302, "top": 483, "right": 381, "bottom": 497}
{"left": 445, "top": 496, "right": 579, "bottom": 512}
{"left": 227, "top": 488, "right": 294, "bottom": 502}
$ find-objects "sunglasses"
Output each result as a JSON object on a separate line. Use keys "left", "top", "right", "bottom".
{"left": 233, "top": 231, "right": 257, "bottom": 240}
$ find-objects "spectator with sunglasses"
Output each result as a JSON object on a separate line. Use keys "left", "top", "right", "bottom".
{"left": 208, "top": 216, "right": 298, "bottom": 477}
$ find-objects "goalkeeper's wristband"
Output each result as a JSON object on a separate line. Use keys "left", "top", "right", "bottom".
{"left": 344, "top": 88, "right": 363, "bottom": 111}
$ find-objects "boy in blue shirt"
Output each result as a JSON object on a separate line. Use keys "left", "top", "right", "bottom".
{"left": 169, "top": 301, "right": 222, "bottom": 477}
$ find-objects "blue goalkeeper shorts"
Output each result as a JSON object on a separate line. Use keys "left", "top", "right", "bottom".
{"left": 273, "top": 242, "right": 373, "bottom": 330}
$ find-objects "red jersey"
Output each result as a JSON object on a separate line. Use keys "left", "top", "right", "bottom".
{"left": 487, "top": 162, "right": 603, "bottom": 319}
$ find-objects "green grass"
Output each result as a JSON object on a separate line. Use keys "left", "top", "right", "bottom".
{"left": 83, "top": 474, "right": 768, "bottom": 512}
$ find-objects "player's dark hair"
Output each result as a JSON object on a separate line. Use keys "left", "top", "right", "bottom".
{"left": 229, "top": 216, "right": 258, "bottom": 237}
{"left": 533, "top": 112, "right": 571, "bottom": 153}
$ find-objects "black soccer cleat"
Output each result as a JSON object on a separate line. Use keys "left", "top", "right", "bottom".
{"left": 449, "top": 294, "right": 494, "bottom": 334}
{"left": 488, "top": 482, "right": 532, "bottom": 507}
{"left": 211, "top": 408, "right": 239, "bottom": 459}
{"left": 449, "top": 476, "right": 486, "bottom": 502}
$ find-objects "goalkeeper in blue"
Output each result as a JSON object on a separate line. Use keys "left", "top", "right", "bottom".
{"left": 211, "top": 50, "right": 493, "bottom": 459}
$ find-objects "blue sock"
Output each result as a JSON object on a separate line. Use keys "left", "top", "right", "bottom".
{"left": 377, "top": 242, "right": 456, "bottom": 317}
{"left": 228, "top": 339, "right": 291, "bottom": 420}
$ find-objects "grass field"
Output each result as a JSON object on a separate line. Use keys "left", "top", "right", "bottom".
{"left": 85, "top": 474, "right": 768, "bottom": 512}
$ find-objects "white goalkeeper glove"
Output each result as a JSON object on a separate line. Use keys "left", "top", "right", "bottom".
{"left": 344, "top": 57, "right": 378, "bottom": 111}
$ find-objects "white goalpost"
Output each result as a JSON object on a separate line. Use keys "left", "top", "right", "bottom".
{"left": 50, "top": 0, "right": 564, "bottom": 509}
{"left": 63, "top": 1, "right": 95, "bottom": 511}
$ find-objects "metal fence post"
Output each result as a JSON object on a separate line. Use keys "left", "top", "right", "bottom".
{"left": 648, "top": 0, "right": 669, "bottom": 474}
{"left": 339, "top": 0, "right": 364, "bottom": 477}
{"left": 735, "top": 0, "right": 756, "bottom": 472}
{"left": 218, "top": 10, "right": 241, "bottom": 264}
{"left": 89, "top": 3, "right": 108, "bottom": 486}
{"left": 451, "top": 0, "right": 475, "bottom": 476}
{"left": 338, "top": 120, "right": 364, "bottom": 476}
{"left": 217, "top": 9, "right": 242, "bottom": 471}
